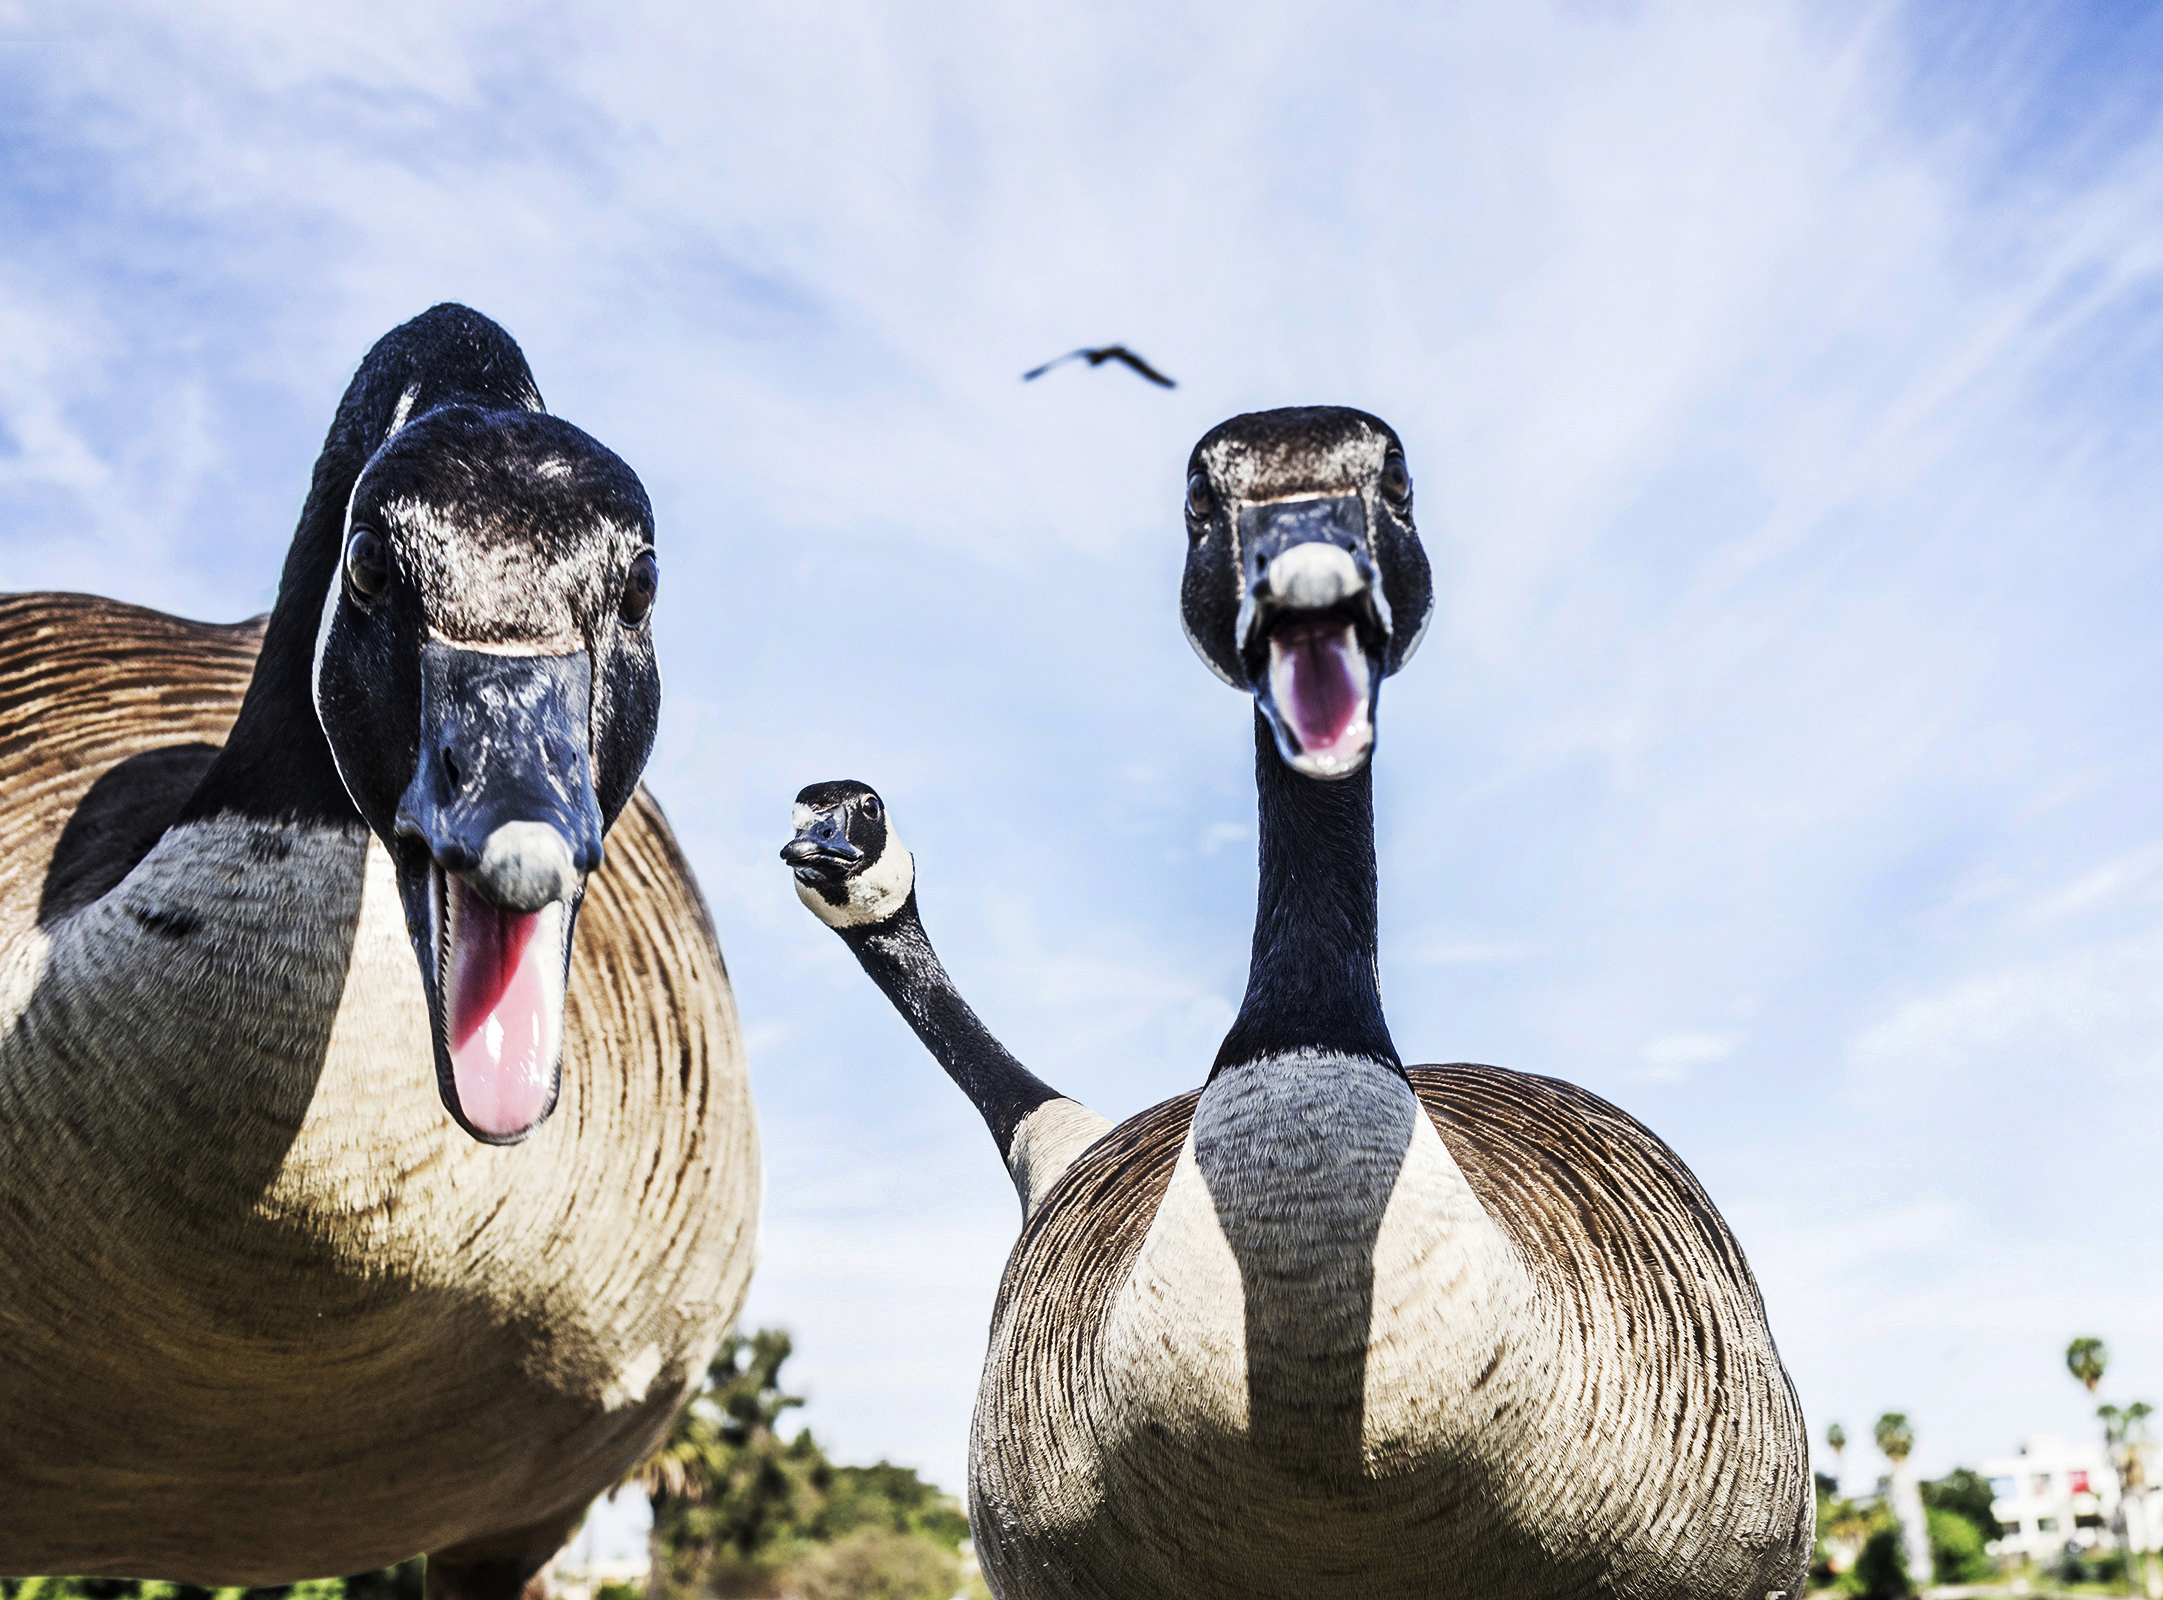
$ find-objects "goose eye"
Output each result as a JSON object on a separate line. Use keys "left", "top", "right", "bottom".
{"left": 619, "top": 549, "right": 658, "bottom": 626}
{"left": 343, "top": 527, "right": 391, "bottom": 607}
{"left": 1379, "top": 453, "right": 1412, "bottom": 508}
{"left": 861, "top": 794, "right": 883, "bottom": 821}
{"left": 1185, "top": 470, "right": 1214, "bottom": 523}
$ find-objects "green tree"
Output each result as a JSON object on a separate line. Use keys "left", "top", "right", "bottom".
{"left": 619, "top": 1327, "right": 979, "bottom": 1599}
{"left": 1873, "top": 1413, "right": 1913, "bottom": 1465}
{"left": 1851, "top": 1527, "right": 1909, "bottom": 1600}
{"left": 791, "top": 1530, "right": 959, "bottom": 1600}
{"left": 1925, "top": 1507, "right": 1994, "bottom": 1584}
{"left": 2068, "top": 1336, "right": 2108, "bottom": 1393}
{"left": 807, "top": 1462, "right": 972, "bottom": 1548}
{"left": 1920, "top": 1467, "right": 1996, "bottom": 1539}
{"left": 1826, "top": 1421, "right": 1847, "bottom": 1477}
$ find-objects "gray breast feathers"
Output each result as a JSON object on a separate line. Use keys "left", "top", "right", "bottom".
{"left": 970, "top": 1063, "right": 1811, "bottom": 1600}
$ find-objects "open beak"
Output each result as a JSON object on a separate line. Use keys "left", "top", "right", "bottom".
{"left": 1236, "top": 496, "right": 1392, "bottom": 779}
{"left": 393, "top": 642, "right": 604, "bottom": 1145}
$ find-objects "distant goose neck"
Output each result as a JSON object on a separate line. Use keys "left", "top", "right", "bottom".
{"left": 840, "top": 900, "right": 1060, "bottom": 1153}
{"left": 1213, "top": 709, "right": 1397, "bottom": 1076}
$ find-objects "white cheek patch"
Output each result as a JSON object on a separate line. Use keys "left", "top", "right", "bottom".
{"left": 795, "top": 826, "right": 915, "bottom": 930}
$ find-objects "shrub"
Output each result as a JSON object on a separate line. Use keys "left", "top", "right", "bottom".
{"left": 1850, "top": 1528, "right": 1910, "bottom": 1599}
{"left": 787, "top": 1530, "right": 959, "bottom": 1600}
{"left": 1927, "top": 1507, "right": 1993, "bottom": 1584}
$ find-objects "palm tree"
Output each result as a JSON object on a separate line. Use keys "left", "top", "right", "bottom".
{"left": 2100, "top": 1402, "right": 2161, "bottom": 1598}
{"left": 2069, "top": 1343, "right": 2160, "bottom": 1597}
{"left": 1874, "top": 1413, "right": 1914, "bottom": 1465}
{"left": 622, "top": 1380, "right": 726, "bottom": 1600}
{"left": 2068, "top": 1337, "right": 2108, "bottom": 1394}
{"left": 1827, "top": 1422, "right": 1848, "bottom": 1482}
{"left": 619, "top": 1329, "right": 807, "bottom": 1600}
{"left": 1876, "top": 1413, "right": 1929, "bottom": 1593}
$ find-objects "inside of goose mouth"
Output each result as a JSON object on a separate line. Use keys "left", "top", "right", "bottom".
{"left": 1253, "top": 606, "right": 1380, "bottom": 779}
{"left": 425, "top": 861, "right": 569, "bottom": 1143}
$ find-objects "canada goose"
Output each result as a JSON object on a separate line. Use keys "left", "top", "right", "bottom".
{"left": 784, "top": 407, "right": 1811, "bottom": 1599}
{"left": 0, "top": 306, "right": 757, "bottom": 1599}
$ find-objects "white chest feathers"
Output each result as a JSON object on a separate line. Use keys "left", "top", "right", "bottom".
{"left": 1006, "top": 1096, "right": 1111, "bottom": 1219}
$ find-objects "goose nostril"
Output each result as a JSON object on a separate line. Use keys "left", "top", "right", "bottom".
{"left": 441, "top": 746, "right": 464, "bottom": 792}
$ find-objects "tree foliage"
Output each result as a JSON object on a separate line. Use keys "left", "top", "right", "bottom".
{"left": 0, "top": 1564, "right": 425, "bottom": 1600}
{"left": 1850, "top": 1527, "right": 1910, "bottom": 1600}
{"left": 619, "top": 1327, "right": 976, "bottom": 1599}
{"left": 1925, "top": 1507, "right": 1993, "bottom": 1584}
{"left": 1872, "top": 1413, "right": 1913, "bottom": 1464}
{"left": 2067, "top": 1335, "right": 2108, "bottom": 1393}
{"left": 1918, "top": 1467, "right": 1994, "bottom": 1539}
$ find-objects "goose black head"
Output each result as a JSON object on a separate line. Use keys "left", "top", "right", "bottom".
{"left": 782, "top": 780, "right": 915, "bottom": 930}
{"left": 1180, "top": 407, "right": 1432, "bottom": 779}
{"left": 304, "top": 305, "right": 661, "bottom": 1144}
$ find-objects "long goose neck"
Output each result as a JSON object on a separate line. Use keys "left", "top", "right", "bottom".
{"left": 839, "top": 897, "right": 1063, "bottom": 1155}
{"left": 182, "top": 303, "right": 545, "bottom": 832}
{"left": 1212, "top": 708, "right": 1398, "bottom": 1077}
{"left": 179, "top": 509, "right": 358, "bottom": 831}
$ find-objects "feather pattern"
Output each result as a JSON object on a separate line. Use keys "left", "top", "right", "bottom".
{"left": 972, "top": 1064, "right": 1809, "bottom": 1599}
{"left": 0, "top": 592, "right": 757, "bottom": 1582}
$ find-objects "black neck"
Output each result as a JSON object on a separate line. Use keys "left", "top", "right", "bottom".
{"left": 839, "top": 896, "right": 1062, "bottom": 1155}
{"left": 182, "top": 303, "right": 544, "bottom": 831}
{"left": 1212, "top": 709, "right": 1399, "bottom": 1077}
{"left": 179, "top": 511, "right": 360, "bottom": 830}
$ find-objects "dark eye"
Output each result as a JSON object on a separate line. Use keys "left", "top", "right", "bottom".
{"left": 1185, "top": 470, "right": 1214, "bottom": 523}
{"left": 1379, "top": 453, "right": 1412, "bottom": 508}
{"left": 862, "top": 794, "right": 883, "bottom": 820}
{"left": 343, "top": 527, "right": 391, "bottom": 608}
{"left": 619, "top": 549, "right": 658, "bottom": 626}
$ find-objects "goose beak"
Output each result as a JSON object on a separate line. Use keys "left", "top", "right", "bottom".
{"left": 1236, "top": 497, "right": 1391, "bottom": 779}
{"left": 781, "top": 824, "right": 862, "bottom": 886}
{"left": 393, "top": 642, "right": 604, "bottom": 1145}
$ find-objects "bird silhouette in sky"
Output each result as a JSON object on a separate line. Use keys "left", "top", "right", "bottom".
{"left": 1021, "top": 345, "right": 1177, "bottom": 388}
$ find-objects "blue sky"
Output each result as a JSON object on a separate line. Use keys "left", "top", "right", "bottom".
{"left": 5, "top": 0, "right": 2161, "bottom": 1524}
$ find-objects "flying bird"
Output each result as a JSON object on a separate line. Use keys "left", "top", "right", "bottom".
{"left": 1022, "top": 345, "right": 1177, "bottom": 388}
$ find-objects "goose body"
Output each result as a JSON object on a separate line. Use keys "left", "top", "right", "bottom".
{"left": 0, "top": 309, "right": 757, "bottom": 1594}
{"left": 785, "top": 408, "right": 1809, "bottom": 1598}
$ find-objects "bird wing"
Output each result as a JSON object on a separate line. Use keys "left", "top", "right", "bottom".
{"left": 1021, "top": 349, "right": 1089, "bottom": 382}
{"left": 1102, "top": 347, "right": 1177, "bottom": 387}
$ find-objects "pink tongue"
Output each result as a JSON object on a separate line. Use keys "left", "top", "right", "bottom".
{"left": 448, "top": 877, "right": 559, "bottom": 1138}
{"left": 1274, "top": 616, "right": 1364, "bottom": 756}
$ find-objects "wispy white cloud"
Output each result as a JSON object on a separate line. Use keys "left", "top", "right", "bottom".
{"left": 1632, "top": 1029, "right": 1743, "bottom": 1084}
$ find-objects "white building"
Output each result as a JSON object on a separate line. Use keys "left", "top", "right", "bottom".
{"left": 1986, "top": 1436, "right": 2124, "bottom": 1563}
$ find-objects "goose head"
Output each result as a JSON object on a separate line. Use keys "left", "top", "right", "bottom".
{"left": 1180, "top": 407, "right": 1432, "bottom": 778}
{"left": 781, "top": 780, "right": 914, "bottom": 930}
{"left": 309, "top": 325, "right": 660, "bottom": 1145}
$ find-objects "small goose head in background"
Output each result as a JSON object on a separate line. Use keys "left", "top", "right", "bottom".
{"left": 1180, "top": 406, "right": 1433, "bottom": 778}
{"left": 782, "top": 779, "right": 915, "bottom": 929}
